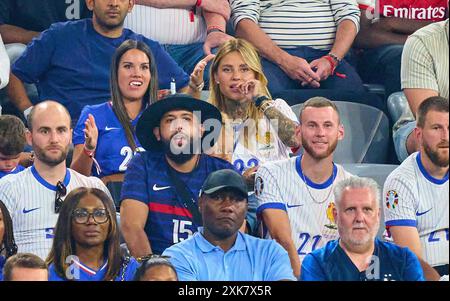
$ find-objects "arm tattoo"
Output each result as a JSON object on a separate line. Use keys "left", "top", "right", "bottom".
{"left": 263, "top": 106, "right": 300, "bottom": 148}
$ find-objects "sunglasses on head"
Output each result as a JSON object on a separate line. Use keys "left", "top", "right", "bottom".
{"left": 54, "top": 181, "right": 67, "bottom": 214}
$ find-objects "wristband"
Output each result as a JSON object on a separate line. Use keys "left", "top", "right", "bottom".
{"left": 196, "top": 0, "right": 202, "bottom": 7}
{"left": 260, "top": 100, "right": 276, "bottom": 113}
{"left": 322, "top": 55, "right": 337, "bottom": 75}
{"left": 83, "top": 144, "right": 95, "bottom": 158}
{"left": 253, "top": 95, "right": 269, "bottom": 108}
{"left": 206, "top": 27, "right": 225, "bottom": 35}
{"left": 327, "top": 52, "right": 342, "bottom": 65}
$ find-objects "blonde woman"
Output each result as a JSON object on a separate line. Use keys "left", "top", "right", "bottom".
{"left": 191, "top": 39, "right": 300, "bottom": 235}
{"left": 192, "top": 38, "right": 300, "bottom": 184}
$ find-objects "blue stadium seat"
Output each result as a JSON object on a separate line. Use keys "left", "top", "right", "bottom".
{"left": 387, "top": 91, "right": 409, "bottom": 124}
{"left": 291, "top": 101, "right": 391, "bottom": 164}
{"left": 342, "top": 163, "right": 399, "bottom": 239}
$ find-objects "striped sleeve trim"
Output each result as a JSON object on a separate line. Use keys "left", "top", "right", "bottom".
{"left": 385, "top": 219, "right": 418, "bottom": 227}
{"left": 256, "top": 202, "right": 287, "bottom": 215}
{"left": 231, "top": 0, "right": 260, "bottom": 30}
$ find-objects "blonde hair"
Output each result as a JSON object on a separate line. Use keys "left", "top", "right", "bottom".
{"left": 208, "top": 39, "right": 272, "bottom": 160}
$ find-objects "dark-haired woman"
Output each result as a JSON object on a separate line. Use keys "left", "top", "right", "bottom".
{"left": 46, "top": 188, "right": 139, "bottom": 281}
{"left": 71, "top": 39, "right": 158, "bottom": 183}
{"left": 0, "top": 200, "right": 17, "bottom": 280}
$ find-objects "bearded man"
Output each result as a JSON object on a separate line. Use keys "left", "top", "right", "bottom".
{"left": 0, "top": 101, "right": 111, "bottom": 260}
{"left": 255, "top": 97, "right": 353, "bottom": 278}
{"left": 119, "top": 94, "right": 238, "bottom": 257}
{"left": 384, "top": 96, "right": 449, "bottom": 281}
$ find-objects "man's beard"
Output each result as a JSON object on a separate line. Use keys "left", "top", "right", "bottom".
{"left": 424, "top": 140, "right": 449, "bottom": 167}
{"left": 33, "top": 144, "right": 68, "bottom": 166}
{"left": 95, "top": 14, "right": 125, "bottom": 31}
{"left": 161, "top": 133, "right": 201, "bottom": 164}
{"left": 302, "top": 136, "right": 338, "bottom": 160}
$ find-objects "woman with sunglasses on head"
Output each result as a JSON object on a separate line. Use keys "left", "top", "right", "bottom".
{"left": 46, "top": 187, "right": 139, "bottom": 281}
{"left": 71, "top": 39, "right": 158, "bottom": 185}
{"left": 0, "top": 200, "right": 18, "bottom": 281}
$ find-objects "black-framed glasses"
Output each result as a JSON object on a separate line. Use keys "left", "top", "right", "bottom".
{"left": 72, "top": 208, "right": 109, "bottom": 224}
{"left": 54, "top": 181, "right": 67, "bottom": 214}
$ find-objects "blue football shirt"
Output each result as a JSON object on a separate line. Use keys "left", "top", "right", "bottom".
{"left": 73, "top": 102, "right": 144, "bottom": 178}
{"left": 120, "top": 151, "right": 236, "bottom": 254}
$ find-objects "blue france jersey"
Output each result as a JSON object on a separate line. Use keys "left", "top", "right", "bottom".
{"left": 73, "top": 102, "right": 144, "bottom": 178}
{"left": 0, "top": 165, "right": 25, "bottom": 179}
{"left": 48, "top": 257, "right": 140, "bottom": 281}
{"left": 120, "top": 151, "right": 236, "bottom": 255}
{"left": 301, "top": 239, "right": 425, "bottom": 281}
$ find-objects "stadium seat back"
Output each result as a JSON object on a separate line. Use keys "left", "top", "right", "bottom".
{"left": 387, "top": 91, "right": 409, "bottom": 124}
{"left": 291, "top": 101, "right": 390, "bottom": 164}
{"left": 341, "top": 163, "right": 399, "bottom": 239}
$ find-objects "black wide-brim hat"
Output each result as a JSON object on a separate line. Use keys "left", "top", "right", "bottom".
{"left": 136, "top": 93, "right": 223, "bottom": 151}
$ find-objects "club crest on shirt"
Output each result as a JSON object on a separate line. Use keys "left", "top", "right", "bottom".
{"left": 385, "top": 190, "right": 399, "bottom": 209}
{"left": 255, "top": 176, "right": 264, "bottom": 196}
{"left": 325, "top": 202, "right": 337, "bottom": 230}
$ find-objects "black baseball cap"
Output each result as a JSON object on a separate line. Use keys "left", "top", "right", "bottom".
{"left": 199, "top": 169, "right": 248, "bottom": 199}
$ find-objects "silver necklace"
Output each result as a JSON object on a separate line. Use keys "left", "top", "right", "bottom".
{"left": 301, "top": 164, "right": 335, "bottom": 205}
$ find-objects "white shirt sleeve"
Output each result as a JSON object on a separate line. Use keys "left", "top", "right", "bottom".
{"left": 0, "top": 34, "right": 10, "bottom": 90}
{"left": 273, "top": 98, "right": 299, "bottom": 124}
{"left": 255, "top": 165, "right": 286, "bottom": 215}
{"left": 383, "top": 175, "right": 418, "bottom": 228}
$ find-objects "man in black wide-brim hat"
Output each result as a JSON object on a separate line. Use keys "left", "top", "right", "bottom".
{"left": 119, "top": 93, "right": 238, "bottom": 258}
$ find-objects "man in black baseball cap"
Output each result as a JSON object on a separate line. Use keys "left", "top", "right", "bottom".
{"left": 161, "top": 169, "right": 297, "bottom": 281}
{"left": 120, "top": 93, "right": 236, "bottom": 258}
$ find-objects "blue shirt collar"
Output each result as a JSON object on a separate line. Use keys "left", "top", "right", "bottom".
{"left": 416, "top": 152, "right": 449, "bottom": 185}
{"left": 31, "top": 166, "right": 71, "bottom": 191}
{"left": 194, "top": 228, "right": 247, "bottom": 253}
{"left": 295, "top": 155, "right": 337, "bottom": 189}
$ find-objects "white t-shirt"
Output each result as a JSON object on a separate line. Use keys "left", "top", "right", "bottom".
{"left": 0, "top": 167, "right": 112, "bottom": 260}
{"left": 256, "top": 155, "right": 353, "bottom": 262}
{"left": 124, "top": 5, "right": 206, "bottom": 45}
{"left": 383, "top": 152, "right": 449, "bottom": 267}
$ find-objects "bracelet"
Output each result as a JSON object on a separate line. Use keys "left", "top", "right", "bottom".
{"left": 189, "top": 81, "right": 205, "bottom": 91}
{"left": 206, "top": 27, "right": 225, "bottom": 35}
{"left": 327, "top": 52, "right": 342, "bottom": 65}
{"left": 83, "top": 144, "right": 95, "bottom": 158}
{"left": 196, "top": 0, "right": 202, "bottom": 7}
{"left": 260, "top": 100, "right": 275, "bottom": 113}
{"left": 322, "top": 55, "right": 337, "bottom": 75}
{"left": 253, "top": 95, "right": 269, "bottom": 108}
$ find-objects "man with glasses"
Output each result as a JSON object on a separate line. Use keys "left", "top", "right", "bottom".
{"left": 0, "top": 101, "right": 110, "bottom": 260}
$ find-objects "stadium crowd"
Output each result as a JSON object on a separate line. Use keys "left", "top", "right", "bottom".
{"left": 0, "top": 0, "right": 448, "bottom": 282}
